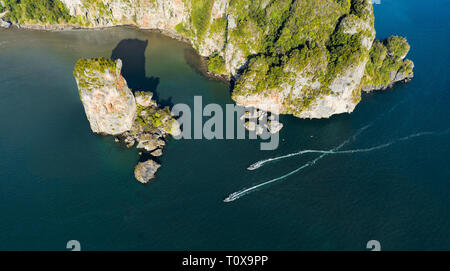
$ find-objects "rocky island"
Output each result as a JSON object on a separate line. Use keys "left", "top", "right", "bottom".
{"left": 73, "top": 57, "right": 180, "bottom": 183}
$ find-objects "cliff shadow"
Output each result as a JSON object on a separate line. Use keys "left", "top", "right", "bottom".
{"left": 111, "top": 39, "right": 173, "bottom": 107}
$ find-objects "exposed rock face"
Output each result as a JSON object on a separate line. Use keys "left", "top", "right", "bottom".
{"left": 73, "top": 58, "right": 137, "bottom": 135}
{"left": 73, "top": 58, "right": 181, "bottom": 183}
{"left": 134, "top": 160, "right": 161, "bottom": 184}
{"left": 0, "top": 19, "right": 10, "bottom": 28}
{"left": 60, "top": 0, "right": 188, "bottom": 31}
{"left": 299, "top": 58, "right": 369, "bottom": 119}
{"left": 122, "top": 95, "right": 181, "bottom": 152}
{"left": 135, "top": 91, "right": 156, "bottom": 107}
{"left": 151, "top": 148, "right": 163, "bottom": 157}
{"left": 0, "top": 9, "right": 10, "bottom": 28}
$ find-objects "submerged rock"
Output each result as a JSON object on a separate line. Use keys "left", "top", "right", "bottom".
{"left": 242, "top": 108, "right": 284, "bottom": 135}
{"left": 134, "top": 160, "right": 161, "bottom": 184}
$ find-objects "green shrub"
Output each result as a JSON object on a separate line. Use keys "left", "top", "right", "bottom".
{"left": 207, "top": 54, "right": 227, "bottom": 75}
{"left": 350, "top": 0, "right": 366, "bottom": 17}
{"left": 175, "top": 22, "right": 192, "bottom": 37}
{"left": 385, "top": 36, "right": 410, "bottom": 58}
{"left": 190, "top": 0, "right": 214, "bottom": 39}
{"left": 2, "top": 0, "right": 73, "bottom": 24}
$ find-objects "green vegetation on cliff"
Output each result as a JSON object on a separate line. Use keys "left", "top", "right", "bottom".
{"left": 326, "top": 26, "right": 364, "bottom": 82}
{"left": 190, "top": 0, "right": 215, "bottom": 39}
{"left": 207, "top": 53, "right": 227, "bottom": 75}
{"left": 136, "top": 104, "right": 177, "bottom": 133}
{"left": 275, "top": 0, "right": 350, "bottom": 54}
{"left": 385, "top": 36, "right": 410, "bottom": 57}
{"left": 73, "top": 58, "right": 117, "bottom": 89}
{"left": 232, "top": 0, "right": 375, "bottom": 114}
{"left": 362, "top": 36, "right": 413, "bottom": 89}
{"left": 228, "top": 0, "right": 293, "bottom": 55}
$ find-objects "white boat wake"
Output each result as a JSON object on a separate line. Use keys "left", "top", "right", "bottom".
{"left": 224, "top": 124, "right": 371, "bottom": 202}
{"left": 247, "top": 130, "right": 450, "bottom": 170}
{"left": 225, "top": 128, "right": 449, "bottom": 202}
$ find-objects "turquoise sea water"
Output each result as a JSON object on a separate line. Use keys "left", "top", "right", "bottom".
{"left": 0, "top": 0, "right": 449, "bottom": 250}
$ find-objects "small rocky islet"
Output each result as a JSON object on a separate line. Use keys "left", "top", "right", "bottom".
{"left": 73, "top": 57, "right": 180, "bottom": 183}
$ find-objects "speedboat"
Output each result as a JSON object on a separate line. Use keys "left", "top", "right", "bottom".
{"left": 223, "top": 192, "right": 239, "bottom": 202}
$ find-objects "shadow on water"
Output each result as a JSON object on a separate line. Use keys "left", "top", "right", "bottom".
{"left": 183, "top": 47, "right": 207, "bottom": 77}
{"left": 111, "top": 38, "right": 174, "bottom": 108}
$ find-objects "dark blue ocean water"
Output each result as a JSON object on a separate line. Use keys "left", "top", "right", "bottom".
{"left": 0, "top": 0, "right": 449, "bottom": 250}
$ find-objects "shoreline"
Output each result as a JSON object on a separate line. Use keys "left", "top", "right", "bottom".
{"left": 3, "top": 22, "right": 231, "bottom": 85}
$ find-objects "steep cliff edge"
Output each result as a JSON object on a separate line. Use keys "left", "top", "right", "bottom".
{"left": 74, "top": 58, "right": 180, "bottom": 183}
{"left": 73, "top": 58, "right": 137, "bottom": 135}
{"left": 3, "top": 0, "right": 414, "bottom": 120}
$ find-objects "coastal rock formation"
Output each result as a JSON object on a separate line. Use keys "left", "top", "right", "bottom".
{"left": 122, "top": 100, "right": 181, "bottom": 152}
{"left": 5, "top": 0, "right": 415, "bottom": 120}
{"left": 134, "top": 160, "right": 161, "bottom": 184}
{"left": 60, "top": 0, "right": 188, "bottom": 31}
{"left": 0, "top": 9, "right": 10, "bottom": 28}
{"left": 73, "top": 58, "right": 137, "bottom": 135}
{"left": 241, "top": 108, "right": 284, "bottom": 134}
{"left": 135, "top": 90, "right": 156, "bottom": 107}
{"left": 73, "top": 58, "right": 180, "bottom": 183}
{"left": 0, "top": 19, "right": 10, "bottom": 28}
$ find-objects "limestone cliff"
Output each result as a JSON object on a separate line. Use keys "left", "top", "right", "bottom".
{"left": 4, "top": 0, "right": 414, "bottom": 120}
{"left": 73, "top": 58, "right": 137, "bottom": 135}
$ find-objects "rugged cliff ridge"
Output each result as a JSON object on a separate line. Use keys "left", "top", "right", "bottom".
{"left": 2, "top": 0, "right": 414, "bottom": 119}
{"left": 74, "top": 58, "right": 180, "bottom": 183}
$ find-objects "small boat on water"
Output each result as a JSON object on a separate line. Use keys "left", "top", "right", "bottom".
{"left": 224, "top": 192, "right": 239, "bottom": 202}
{"left": 247, "top": 161, "right": 263, "bottom": 171}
